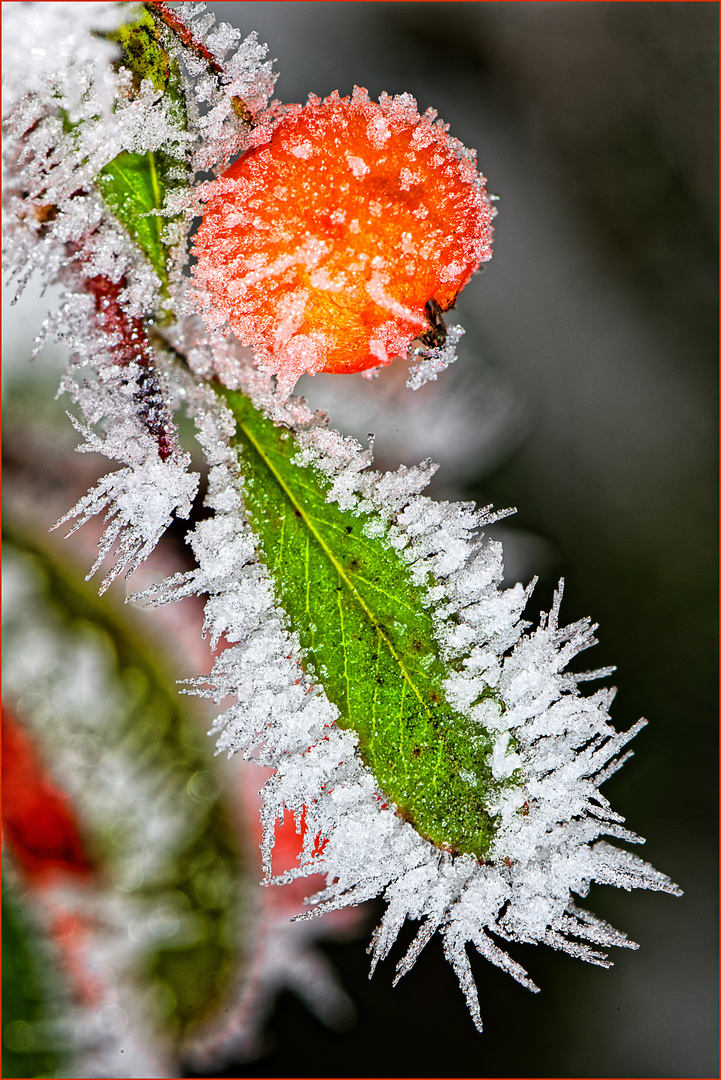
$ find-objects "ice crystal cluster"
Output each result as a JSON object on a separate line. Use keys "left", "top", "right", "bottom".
{"left": 2, "top": 0, "right": 680, "bottom": 1036}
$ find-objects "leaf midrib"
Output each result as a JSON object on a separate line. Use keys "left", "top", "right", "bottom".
{"left": 279, "top": 476, "right": 418, "bottom": 613}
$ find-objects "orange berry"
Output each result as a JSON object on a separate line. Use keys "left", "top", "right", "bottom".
{"left": 193, "top": 87, "right": 494, "bottom": 386}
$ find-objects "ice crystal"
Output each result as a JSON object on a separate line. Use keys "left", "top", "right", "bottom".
{"left": 143, "top": 0, "right": 276, "bottom": 177}
{"left": 407, "top": 322, "right": 465, "bottom": 390}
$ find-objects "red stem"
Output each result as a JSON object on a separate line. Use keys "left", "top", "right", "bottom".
{"left": 145, "top": 1, "right": 226, "bottom": 81}
{"left": 84, "top": 274, "right": 174, "bottom": 461}
{"left": 144, "top": 1, "right": 254, "bottom": 121}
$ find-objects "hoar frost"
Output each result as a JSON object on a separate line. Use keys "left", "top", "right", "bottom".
{"left": 137, "top": 339, "right": 681, "bottom": 1031}
{"left": 2, "top": 0, "right": 680, "bottom": 1038}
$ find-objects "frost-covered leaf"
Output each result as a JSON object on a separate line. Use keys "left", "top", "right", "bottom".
{"left": 96, "top": 149, "right": 176, "bottom": 288}
{"left": 218, "top": 384, "right": 518, "bottom": 858}
{"left": 137, "top": 353, "right": 680, "bottom": 1033}
{"left": 95, "top": 8, "right": 190, "bottom": 288}
{"left": 192, "top": 87, "right": 494, "bottom": 391}
{"left": 103, "top": 5, "right": 172, "bottom": 93}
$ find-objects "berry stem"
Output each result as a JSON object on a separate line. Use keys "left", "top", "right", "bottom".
{"left": 144, "top": 1, "right": 254, "bottom": 122}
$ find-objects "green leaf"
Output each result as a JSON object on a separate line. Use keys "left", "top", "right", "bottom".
{"left": 2, "top": 876, "right": 66, "bottom": 1078}
{"left": 219, "top": 387, "right": 521, "bottom": 859}
{"left": 94, "top": 7, "right": 190, "bottom": 290}
{"left": 3, "top": 524, "right": 245, "bottom": 1038}
{"left": 95, "top": 149, "right": 175, "bottom": 287}
{"left": 102, "top": 7, "right": 171, "bottom": 94}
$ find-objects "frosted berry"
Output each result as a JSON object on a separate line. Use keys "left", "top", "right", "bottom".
{"left": 193, "top": 87, "right": 494, "bottom": 386}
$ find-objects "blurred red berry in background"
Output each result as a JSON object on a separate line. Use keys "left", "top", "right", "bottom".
{"left": 2, "top": 706, "right": 95, "bottom": 880}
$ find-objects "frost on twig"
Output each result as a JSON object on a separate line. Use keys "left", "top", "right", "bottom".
{"left": 41, "top": 284, "right": 198, "bottom": 593}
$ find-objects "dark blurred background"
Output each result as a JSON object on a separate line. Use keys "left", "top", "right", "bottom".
{"left": 4, "top": 3, "right": 717, "bottom": 1076}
